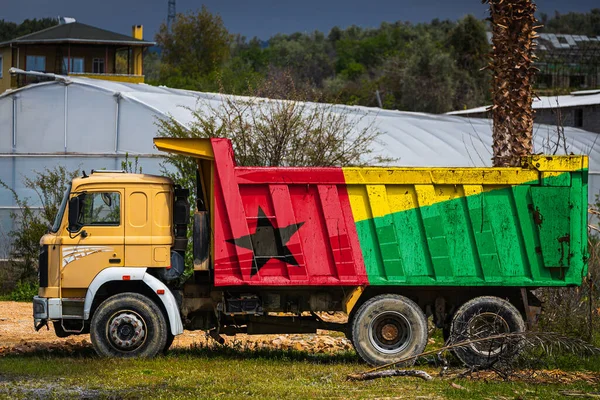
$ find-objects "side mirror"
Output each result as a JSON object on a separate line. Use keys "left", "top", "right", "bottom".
{"left": 68, "top": 197, "right": 80, "bottom": 232}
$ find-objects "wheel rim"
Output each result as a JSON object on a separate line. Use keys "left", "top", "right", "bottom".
{"left": 368, "top": 311, "right": 413, "bottom": 354}
{"left": 106, "top": 310, "right": 147, "bottom": 352}
{"left": 467, "top": 312, "right": 510, "bottom": 356}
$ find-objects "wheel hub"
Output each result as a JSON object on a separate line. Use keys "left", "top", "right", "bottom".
{"left": 368, "top": 311, "right": 413, "bottom": 354}
{"left": 381, "top": 323, "right": 399, "bottom": 341}
{"left": 108, "top": 311, "right": 146, "bottom": 351}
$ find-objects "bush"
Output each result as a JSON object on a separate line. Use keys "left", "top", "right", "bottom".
{"left": 156, "top": 70, "right": 391, "bottom": 190}
{"left": 156, "top": 72, "right": 391, "bottom": 277}
{"left": 0, "top": 166, "right": 79, "bottom": 292}
{"left": 536, "top": 234, "right": 600, "bottom": 346}
{"left": 0, "top": 281, "right": 38, "bottom": 302}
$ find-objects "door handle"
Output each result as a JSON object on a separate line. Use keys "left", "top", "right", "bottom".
{"left": 109, "top": 258, "right": 121, "bottom": 264}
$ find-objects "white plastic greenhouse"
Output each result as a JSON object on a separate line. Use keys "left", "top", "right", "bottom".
{"left": 1, "top": 75, "right": 600, "bottom": 252}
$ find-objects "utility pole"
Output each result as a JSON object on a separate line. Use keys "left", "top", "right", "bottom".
{"left": 167, "top": 0, "right": 176, "bottom": 32}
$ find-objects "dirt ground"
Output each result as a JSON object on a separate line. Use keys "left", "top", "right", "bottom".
{"left": 0, "top": 301, "right": 352, "bottom": 355}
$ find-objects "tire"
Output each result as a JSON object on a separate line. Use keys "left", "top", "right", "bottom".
{"left": 351, "top": 294, "right": 428, "bottom": 366}
{"left": 449, "top": 296, "right": 525, "bottom": 367}
{"left": 90, "top": 293, "right": 168, "bottom": 358}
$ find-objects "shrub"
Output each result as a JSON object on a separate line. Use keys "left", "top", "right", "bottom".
{"left": 0, "top": 166, "right": 79, "bottom": 292}
{"left": 0, "top": 281, "right": 39, "bottom": 302}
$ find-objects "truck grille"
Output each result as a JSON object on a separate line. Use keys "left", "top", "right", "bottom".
{"left": 39, "top": 245, "right": 48, "bottom": 288}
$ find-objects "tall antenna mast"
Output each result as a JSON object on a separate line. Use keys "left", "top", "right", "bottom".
{"left": 167, "top": 0, "right": 176, "bottom": 31}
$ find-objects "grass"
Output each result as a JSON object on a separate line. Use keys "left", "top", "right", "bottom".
{"left": 0, "top": 341, "right": 599, "bottom": 399}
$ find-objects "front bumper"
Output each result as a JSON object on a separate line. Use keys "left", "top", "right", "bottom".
{"left": 33, "top": 296, "right": 48, "bottom": 329}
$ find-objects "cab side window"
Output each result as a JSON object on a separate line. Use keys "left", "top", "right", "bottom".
{"left": 79, "top": 192, "right": 121, "bottom": 226}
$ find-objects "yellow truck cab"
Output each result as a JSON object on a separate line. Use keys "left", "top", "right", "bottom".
{"left": 35, "top": 171, "right": 185, "bottom": 348}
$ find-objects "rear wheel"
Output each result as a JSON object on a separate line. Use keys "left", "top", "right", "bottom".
{"left": 449, "top": 296, "right": 525, "bottom": 367}
{"left": 351, "top": 294, "right": 428, "bottom": 366}
{"left": 90, "top": 293, "right": 168, "bottom": 358}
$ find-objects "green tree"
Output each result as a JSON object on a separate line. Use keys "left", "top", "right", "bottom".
{"left": 378, "top": 37, "right": 458, "bottom": 114}
{"left": 0, "top": 166, "right": 79, "bottom": 287}
{"left": 155, "top": 71, "right": 390, "bottom": 192}
{"left": 0, "top": 18, "right": 57, "bottom": 42}
{"left": 540, "top": 9, "right": 600, "bottom": 36}
{"left": 156, "top": 6, "right": 232, "bottom": 88}
{"left": 149, "top": 12, "right": 496, "bottom": 115}
{"left": 447, "top": 15, "right": 491, "bottom": 110}
{"left": 266, "top": 31, "right": 334, "bottom": 86}
{"left": 401, "top": 47, "right": 457, "bottom": 113}
{"left": 143, "top": 50, "right": 162, "bottom": 84}
{"left": 448, "top": 15, "right": 489, "bottom": 72}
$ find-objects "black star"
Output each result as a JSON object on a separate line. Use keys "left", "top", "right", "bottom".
{"left": 226, "top": 207, "right": 304, "bottom": 277}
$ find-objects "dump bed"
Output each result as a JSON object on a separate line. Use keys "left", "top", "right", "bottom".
{"left": 155, "top": 138, "right": 588, "bottom": 288}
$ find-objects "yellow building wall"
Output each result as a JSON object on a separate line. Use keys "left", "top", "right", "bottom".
{"left": 0, "top": 47, "right": 13, "bottom": 93}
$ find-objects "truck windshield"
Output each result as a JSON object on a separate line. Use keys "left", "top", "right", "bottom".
{"left": 51, "top": 184, "right": 71, "bottom": 233}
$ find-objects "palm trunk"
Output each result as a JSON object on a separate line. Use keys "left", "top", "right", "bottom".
{"left": 485, "top": 0, "right": 538, "bottom": 167}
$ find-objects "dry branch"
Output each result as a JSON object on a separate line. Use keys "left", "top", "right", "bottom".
{"left": 347, "top": 369, "right": 433, "bottom": 382}
{"left": 559, "top": 391, "right": 600, "bottom": 398}
{"left": 348, "top": 331, "right": 600, "bottom": 380}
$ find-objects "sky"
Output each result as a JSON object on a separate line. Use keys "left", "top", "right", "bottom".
{"left": 1, "top": 0, "right": 598, "bottom": 41}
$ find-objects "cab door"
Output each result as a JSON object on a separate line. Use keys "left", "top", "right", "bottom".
{"left": 60, "top": 190, "right": 125, "bottom": 289}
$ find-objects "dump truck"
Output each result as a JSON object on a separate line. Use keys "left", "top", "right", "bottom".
{"left": 32, "top": 137, "right": 588, "bottom": 366}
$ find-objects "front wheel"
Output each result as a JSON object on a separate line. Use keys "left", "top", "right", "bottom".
{"left": 351, "top": 294, "right": 428, "bottom": 366}
{"left": 90, "top": 293, "right": 168, "bottom": 358}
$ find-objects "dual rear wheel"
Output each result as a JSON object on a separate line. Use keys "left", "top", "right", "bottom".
{"left": 351, "top": 294, "right": 525, "bottom": 367}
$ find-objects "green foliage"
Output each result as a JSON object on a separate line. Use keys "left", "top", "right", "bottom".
{"left": 0, "top": 166, "right": 79, "bottom": 287}
{"left": 156, "top": 6, "right": 232, "bottom": 88}
{"left": 0, "top": 18, "right": 57, "bottom": 42}
{"left": 396, "top": 37, "right": 459, "bottom": 113}
{"left": 267, "top": 31, "right": 334, "bottom": 86}
{"left": 156, "top": 71, "right": 389, "bottom": 176}
{"left": 150, "top": 8, "right": 597, "bottom": 113}
{"left": 0, "top": 281, "right": 38, "bottom": 302}
{"left": 142, "top": 51, "right": 161, "bottom": 84}
{"left": 540, "top": 9, "right": 600, "bottom": 36}
{"left": 151, "top": 8, "right": 494, "bottom": 113}
{"left": 121, "top": 153, "right": 142, "bottom": 174}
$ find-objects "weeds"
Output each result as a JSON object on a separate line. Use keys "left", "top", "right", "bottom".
{"left": 0, "top": 281, "right": 37, "bottom": 302}
{"left": 0, "top": 166, "right": 79, "bottom": 295}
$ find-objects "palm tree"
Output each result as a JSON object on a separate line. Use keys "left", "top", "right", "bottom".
{"left": 485, "top": 0, "right": 539, "bottom": 167}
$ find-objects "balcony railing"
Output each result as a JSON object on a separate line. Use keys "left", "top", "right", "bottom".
{"left": 67, "top": 72, "right": 145, "bottom": 84}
